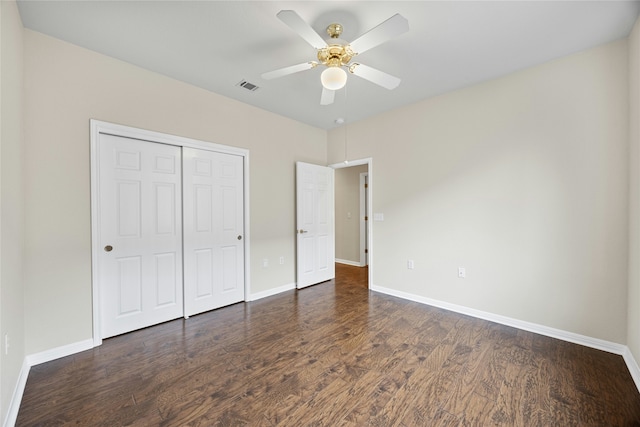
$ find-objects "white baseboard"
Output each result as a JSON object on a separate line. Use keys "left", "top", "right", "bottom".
{"left": 335, "top": 258, "right": 362, "bottom": 267}
{"left": 4, "top": 338, "right": 95, "bottom": 427}
{"left": 371, "top": 284, "right": 640, "bottom": 392}
{"left": 248, "top": 282, "right": 296, "bottom": 301}
{"left": 25, "top": 338, "right": 94, "bottom": 367}
{"left": 371, "top": 284, "right": 625, "bottom": 354}
{"left": 623, "top": 346, "right": 640, "bottom": 392}
{"left": 3, "top": 359, "right": 30, "bottom": 427}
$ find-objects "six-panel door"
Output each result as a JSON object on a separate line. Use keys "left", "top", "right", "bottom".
{"left": 98, "top": 135, "right": 184, "bottom": 338}
{"left": 98, "top": 134, "right": 245, "bottom": 338}
{"left": 296, "top": 162, "right": 335, "bottom": 289}
{"left": 183, "top": 148, "right": 245, "bottom": 316}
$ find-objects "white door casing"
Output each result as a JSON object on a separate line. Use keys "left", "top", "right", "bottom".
{"left": 98, "top": 134, "right": 184, "bottom": 339}
{"left": 183, "top": 148, "right": 245, "bottom": 316}
{"left": 296, "top": 162, "right": 335, "bottom": 288}
{"left": 360, "top": 172, "right": 369, "bottom": 267}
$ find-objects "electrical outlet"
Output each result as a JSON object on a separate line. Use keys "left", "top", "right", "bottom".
{"left": 279, "top": 256, "right": 284, "bottom": 265}
{"left": 407, "top": 260, "right": 414, "bottom": 269}
{"left": 458, "top": 267, "right": 466, "bottom": 278}
{"left": 4, "top": 334, "right": 9, "bottom": 355}
{"left": 263, "top": 258, "right": 269, "bottom": 268}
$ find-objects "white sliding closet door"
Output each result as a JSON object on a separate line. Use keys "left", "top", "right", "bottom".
{"left": 183, "top": 147, "right": 245, "bottom": 317}
{"left": 98, "top": 134, "right": 183, "bottom": 338}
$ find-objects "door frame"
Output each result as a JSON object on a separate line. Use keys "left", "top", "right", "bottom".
{"left": 329, "top": 158, "right": 373, "bottom": 289}
{"left": 359, "top": 172, "right": 368, "bottom": 267}
{"left": 90, "top": 120, "right": 250, "bottom": 347}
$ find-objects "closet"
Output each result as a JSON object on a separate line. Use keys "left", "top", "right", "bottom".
{"left": 91, "top": 122, "right": 246, "bottom": 340}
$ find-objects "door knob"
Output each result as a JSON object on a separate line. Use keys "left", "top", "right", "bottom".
{"left": 104, "top": 245, "right": 113, "bottom": 252}
{"left": 237, "top": 235, "right": 242, "bottom": 240}
{"left": 298, "top": 230, "right": 308, "bottom": 234}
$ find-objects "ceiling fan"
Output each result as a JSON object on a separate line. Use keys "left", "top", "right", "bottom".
{"left": 261, "top": 10, "right": 409, "bottom": 106}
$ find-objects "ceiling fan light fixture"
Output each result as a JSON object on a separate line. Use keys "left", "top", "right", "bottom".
{"left": 321, "top": 67, "right": 347, "bottom": 90}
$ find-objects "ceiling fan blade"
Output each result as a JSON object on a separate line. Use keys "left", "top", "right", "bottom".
{"left": 261, "top": 62, "right": 317, "bottom": 80}
{"left": 277, "top": 10, "right": 327, "bottom": 50}
{"left": 349, "top": 13, "right": 409, "bottom": 55}
{"left": 320, "top": 87, "right": 335, "bottom": 105}
{"left": 349, "top": 63, "right": 401, "bottom": 90}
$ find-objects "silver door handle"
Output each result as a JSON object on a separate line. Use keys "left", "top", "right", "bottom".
{"left": 298, "top": 229, "right": 308, "bottom": 234}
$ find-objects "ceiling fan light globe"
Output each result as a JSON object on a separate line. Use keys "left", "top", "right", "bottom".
{"left": 321, "top": 67, "right": 347, "bottom": 90}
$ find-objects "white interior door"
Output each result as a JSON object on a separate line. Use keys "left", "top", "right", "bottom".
{"left": 183, "top": 147, "right": 245, "bottom": 316}
{"left": 296, "top": 162, "right": 335, "bottom": 288}
{"left": 98, "top": 134, "right": 183, "bottom": 338}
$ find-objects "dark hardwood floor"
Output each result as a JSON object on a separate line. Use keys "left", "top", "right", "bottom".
{"left": 17, "top": 264, "right": 640, "bottom": 426}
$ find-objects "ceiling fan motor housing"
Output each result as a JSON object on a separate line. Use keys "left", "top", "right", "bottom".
{"left": 317, "top": 43, "right": 354, "bottom": 68}
{"left": 317, "top": 23, "right": 355, "bottom": 68}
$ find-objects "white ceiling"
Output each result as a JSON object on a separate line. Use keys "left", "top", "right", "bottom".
{"left": 16, "top": 1, "right": 640, "bottom": 130}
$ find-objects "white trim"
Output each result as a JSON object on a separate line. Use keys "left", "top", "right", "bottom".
{"left": 243, "top": 155, "right": 251, "bottom": 306}
{"left": 3, "top": 359, "right": 29, "bottom": 427}
{"left": 330, "top": 158, "right": 373, "bottom": 289}
{"left": 4, "top": 338, "right": 95, "bottom": 427}
{"left": 248, "top": 283, "right": 296, "bottom": 301}
{"left": 335, "top": 258, "right": 361, "bottom": 267}
{"left": 90, "top": 119, "right": 251, "bottom": 346}
{"left": 90, "top": 120, "right": 101, "bottom": 346}
{"left": 25, "top": 338, "right": 95, "bottom": 367}
{"left": 371, "top": 284, "right": 627, "bottom": 355}
{"left": 623, "top": 347, "right": 640, "bottom": 392}
{"left": 359, "top": 172, "right": 368, "bottom": 267}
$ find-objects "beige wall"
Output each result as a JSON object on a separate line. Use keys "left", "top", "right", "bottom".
{"left": 629, "top": 17, "right": 640, "bottom": 365}
{"left": 23, "top": 30, "right": 326, "bottom": 354}
{"left": 329, "top": 40, "right": 629, "bottom": 343}
{"left": 0, "top": 0, "right": 25, "bottom": 422}
{"left": 335, "top": 165, "right": 367, "bottom": 264}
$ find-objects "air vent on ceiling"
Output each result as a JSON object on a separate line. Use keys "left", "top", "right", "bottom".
{"left": 237, "top": 80, "right": 260, "bottom": 92}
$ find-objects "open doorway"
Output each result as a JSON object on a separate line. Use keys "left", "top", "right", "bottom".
{"left": 331, "top": 158, "right": 372, "bottom": 288}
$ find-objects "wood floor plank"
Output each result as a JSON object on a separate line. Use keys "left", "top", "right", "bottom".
{"left": 439, "top": 334, "right": 494, "bottom": 417}
{"left": 16, "top": 264, "right": 640, "bottom": 426}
